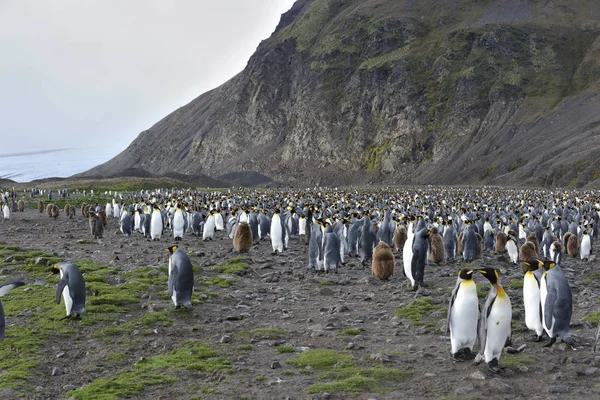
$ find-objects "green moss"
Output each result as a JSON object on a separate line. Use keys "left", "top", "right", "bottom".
{"left": 583, "top": 311, "right": 600, "bottom": 325}
{"left": 249, "top": 327, "right": 285, "bottom": 340}
{"left": 238, "top": 344, "right": 253, "bottom": 351}
{"left": 211, "top": 263, "right": 249, "bottom": 276}
{"left": 135, "top": 341, "right": 230, "bottom": 372}
{"left": 508, "top": 279, "right": 523, "bottom": 290}
{"left": 255, "top": 375, "right": 266, "bottom": 382}
{"left": 70, "top": 373, "right": 178, "bottom": 400}
{"left": 363, "top": 141, "right": 392, "bottom": 173}
{"left": 500, "top": 355, "right": 537, "bottom": 369}
{"left": 393, "top": 297, "right": 446, "bottom": 327}
{"left": 359, "top": 47, "right": 411, "bottom": 71}
{"left": 287, "top": 349, "right": 353, "bottom": 370}
{"left": 277, "top": 0, "right": 333, "bottom": 52}
{"left": 343, "top": 328, "right": 361, "bottom": 336}
{"left": 277, "top": 345, "right": 296, "bottom": 354}
{"left": 200, "top": 275, "right": 239, "bottom": 288}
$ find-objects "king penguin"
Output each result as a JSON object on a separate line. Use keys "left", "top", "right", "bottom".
{"left": 411, "top": 228, "right": 431, "bottom": 290}
{"left": 538, "top": 258, "right": 573, "bottom": 347}
{"left": 203, "top": 211, "right": 216, "bottom": 241}
{"left": 475, "top": 267, "right": 512, "bottom": 373}
{"left": 270, "top": 209, "right": 284, "bottom": 255}
{"left": 323, "top": 225, "right": 341, "bottom": 273}
{"left": 520, "top": 259, "right": 544, "bottom": 341}
{"left": 447, "top": 268, "right": 478, "bottom": 359}
{"left": 150, "top": 204, "right": 163, "bottom": 241}
{"left": 403, "top": 217, "right": 416, "bottom": 287}
{"left": 167, "top": 245, "right": 194, "bottom": 309}
{"left": 462, "top": 222, "right": 477, "bottom": 262}
{"left": 360, "top": 215, "right": 375, "bottom": 266}
{"left": 580, "top": 230, "right": 591, "bottom": 261}
{"left": 49, "top": 262, "right": 86, "bottom": 319}
{"left": 0, "top": 277, "right": 25, "bottom": 340}
{"left": 120, "top": 209, "right": 132, "bottom": 237}
{"left": 172, "top": 205, "right": 185, "bottom": 241}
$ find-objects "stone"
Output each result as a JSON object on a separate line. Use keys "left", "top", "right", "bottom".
{"left": 470, "top": 370, "right": 487, "bottom": 380}
{"left": 488, "top": 378, "right": 511, "bottom": 393}
{"left": 548, "top": 386, "right": 569, "bottom": 393}
{"left": 220, "top": 335, "right": 232, "bottom": 343}
{"left": 271, "top": 361, "right": 281, "bottom": 369}
{"left": 51, "top": 367, "right": 62, "bottom": 376}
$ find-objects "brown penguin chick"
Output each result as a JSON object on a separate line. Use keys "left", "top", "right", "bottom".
{"left": 63, "top": 204, "right": 71, "bottom": 215}
{"left": 567, "top": 234, "right": 579, "bottom": 257}
{"left": 457, "top": 231, "right": 464, "bottom": 254}
{"left": 17, "top": 199, "right": 25, "bottom": 212}
{"left": 89, "top": 211, "right": 104, "bottom": 239}
{"left": 372, "top": 241, "right": 394, "bottom": 280}
{"left": 563, "top": 232, "right": 573, "bottom": 253}
{"left": 233, "top": 222, "right": 252, "bottom": 253}
{"left": 88, "top": 210, "right": 97, "bottom": 232}
{"left": 428, "top": 226, "right": 445, "bottom": 263}
{"left": 46, "top": 203, "right": 53, "bottom": 217}
{"left": 495, "top": 231, "right": 508, "bottom": 253}
{"left": 38, "top": 200, "right": 44, "bottom": 213}
{"left": 526, "top": 232, "right": 539, "bottom": 255}
{"left": 519, "top": 241, "right": 537, "bottom": 272}
{"left": 81, "top": 203, "right": 89, "bottom": 218}
{"left": 50, "top": 204, "right": 59, "bottom": 219}
{"left": 68, "top": 206, "right": 75, "bottom": 219}
{"left": 98, "top": 210, "right": 108, "bottom": 227}
{"left": 475, "top": 233, "right": 483, "bottom": 259}
{"left": 393, "top": 224, "right": 407, "bottom": 252}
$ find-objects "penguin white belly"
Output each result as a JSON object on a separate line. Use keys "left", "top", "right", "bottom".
{"left": 523, "top": 272, "right": 543, "bottom": 336}
{"left": 506, "top": 241, "right": 518, "bottom": 264}
{"left": 62, "top": 284, "right": 73, "bottom": 316}
{"left": 203, "top": 217, "right": 216, "bottom": 240}
{"left": 3, "top": 205, "right": 9, "bottom": 219}
{"left": 271, "top": 216, "right": 283, "bottom": 252}
{"left": 580, "top": 236, "right": 591, "bottom": 260}
{"left": 168, "top": 258, "right": 177, "bottom": 306}
{"left": 299, "top": 218, "right": 306, "bottom": 235}
{"left": 450, "top": 281, "right": 479, "bottom": 353}
{"left": 484, "top": 295, "right": 512, "bottom": 363}
{"left": 173, "top": 213, "right": 184, "bottom": 238}
{"left": 402, "top": 232, "right": 414, "bottom": 286}
{"left": 150, "top": 213, "right": 163, "bottom": 240}
{"left": 134, "top": 213, "right": 141, "bottom": 231}
{"left": 539, "top": 275, "right": 554, "bottom": 337}
{"left": 549, "top": 242, "right": 558, "bottom": 261}
{"left": 215, "top": 214, "right": 224, "bottom": 231}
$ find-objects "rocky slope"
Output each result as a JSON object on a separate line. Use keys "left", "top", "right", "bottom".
{"left": 80, "top": 0, "right": 600, "bottom": 188}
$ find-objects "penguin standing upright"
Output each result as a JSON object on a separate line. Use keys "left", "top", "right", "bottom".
{"left": 538, "top": 259, "right": 573, "bottom": 347}
{"left": 393, "top": 223, "right": 407, "bottom": 252}
{"left": 428, "top": 226, "right": 445, "bottom": 263}
{"left": 403, "top": 217, "right": 416, "bottom": 287}
{"left": 3, "top": 203, "right": 10, "bottom": 220}
{"left": 447, "top": 268, "right": 479, "bottom": 359}
{"left": 541, "top": 227, "right": 554, "bottom": 259}
{"left": 49, "top": 262, "right": 86, "bottom": 319}
{"left": 520, "top": 260, "right": 544, "bottom": 341}
{"left": 270, "top": 209, "right": 284, "bottom": 254}
{"left": 233, "top": 222, "right": 252, "bottom": 253}
{"left": 167, "top": 246, "right": 194, "bottom": 309}
{"left": 347, "top": 217, "right": 363, "bottom": 257}
{"left": 506, "top": 234, "right": 519, "bottom": 264}
{"left": 0, "top": 277, "right": 25, "bottom": 340}
{"left": 120, "top": 209, "right": 132, "bottom": 237}
{"left": 360, "top": 215, "right": 375, "bottom": 266}
{"left": 567, "top": 234, "right": 579, "bottom": 257}
{"left": 323, "top": 227, "right": 341, "bottom": 273}
{"left": 150, "top": 205, "right": 163, "bottom": 241}
{"left": 411, "top": 228, "right": 431, "bottom": 290}
{"left": 462, "top": 222, "right": 477, "bottom": 262}
{"left": 444, "top": 221, "right": 458, "bottom": 261}
{"left": 495, "top": 231, "right": 508, "bottom": 253}
{"left": 172, "top": 206, "right": 185, "bottom": 241}
{"left": 372, "top": 241, "right": 394, "bottom": 280}
{"left": 475, "top": 267, "right": 512, "bottom": 373}
{"left": 484, "top": 230, "right": 495, "bottom": 252}
{"left": 203, "top": 211, "right": 216, "bottom": 241}
{"left": 308, "top": 220, "right": 323, "bottom": 270}
{"left": 580, "top": 230, "right": 591, "bottom": 261}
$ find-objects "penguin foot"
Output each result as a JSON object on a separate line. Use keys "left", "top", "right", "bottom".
{"left": 543, "top": 337, "right": 557, "bottom": 348}
{"left": 60, "top": 314, "right": 73, "bottom": 321}
{"left": 529, "top": 334, "right": 544, "bottom": 342}
{"left": 487, "top": 358, "right": 503, "bottom": 374}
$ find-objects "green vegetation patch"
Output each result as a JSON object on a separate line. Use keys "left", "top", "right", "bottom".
{"left": 393, "top": 297, "right": 446, "bottom": 327}
{"left": 237, "top": 327, "right": 285, "bottom": 341}
{"left": 583, "top": 310, "right": 600, "bottom": 325}
{"left": 500, "top": 354, "right": 537, "bottom": 369}
{"left": 70, "top": 341, "right": 230, "bottom": 399}
{"left": 343, "top": 328, "right": 361, "bottom": 336}
{"left": 288, "top": 349, "right": 410, "bottom": 396}
{"left": 277, "top": 345, "right": 296, "bottom": 354}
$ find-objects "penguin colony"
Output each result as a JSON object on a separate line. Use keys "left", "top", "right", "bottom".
{"left": 0, "top": 185, "right": 598, "bottom": 376}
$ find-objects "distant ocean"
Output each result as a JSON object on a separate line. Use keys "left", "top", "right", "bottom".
{"left": 0, "top": 148, "right": 118, "bottom": 183}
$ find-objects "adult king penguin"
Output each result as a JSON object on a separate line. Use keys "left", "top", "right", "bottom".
{"left": 150, "top": 204, "right": 163, "bottom": 241}
{"left": 538, "top": 258, "right": 573, "bottom": 347}
{"left": 167, "top": 246, "right": 194, "bottom": 309}
{"left": 447, "top": 268, "right": 478, "bottom": 359}
{"left": 520, "top": 260, "right": 544, "bottom": 341}
{"left": 475, "top": 267, "right": 512, "bottom": 373}
{"left": 49, "top": 262, "right": 86, "bottom": 319}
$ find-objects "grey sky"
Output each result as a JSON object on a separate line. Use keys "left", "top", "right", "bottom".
{"left": 0, "top": 0, "right": 296, "bottom": 157}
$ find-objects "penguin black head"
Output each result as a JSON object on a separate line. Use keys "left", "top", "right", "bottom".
{"left": 540, "top": 259, "right": 556, "bottom": 271}
{"left": 476, "top": 267, "right": 500, "bottom": 284}
{"left": 457, "top": 268, "right": 475, "bottom": 280}
{"left": 48, "top": 263, "right": 60, "bottom": 277}
{"left": 167, "top": 245, "right": 178, "bottom": 255}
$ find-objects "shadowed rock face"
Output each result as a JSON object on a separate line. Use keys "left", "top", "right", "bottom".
{"left": 80, "top": 0, "right": 600, "bottom": 188}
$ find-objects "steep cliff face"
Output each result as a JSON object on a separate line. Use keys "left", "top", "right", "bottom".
{"left": 82, "top": 0, "right": 600, "bottom": 188}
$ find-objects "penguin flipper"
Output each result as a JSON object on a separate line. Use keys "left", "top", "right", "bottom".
{"left": 446, "top": 281, "right": 460, "bottom": 334}
{"left": 0, "top": 277, "right": 25, "bottom": 297}
{"left": 55, "top": 277, "right": 69, "bottom": 305}
{"left": 544, "top": 287, "right": 557, "bottom": 331}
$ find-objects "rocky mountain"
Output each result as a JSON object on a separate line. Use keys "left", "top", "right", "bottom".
{"left": 80, "top": 0, "right": 600, "bottom": 188}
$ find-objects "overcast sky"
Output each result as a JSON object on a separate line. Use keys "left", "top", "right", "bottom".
{"left": 0, "top": 0, "right": 297, "bottom": 157}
